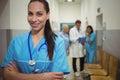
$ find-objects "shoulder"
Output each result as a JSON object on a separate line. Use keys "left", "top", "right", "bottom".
{"left": 53, "top": 35, "right": 66, "bottom": 56}
{"left": 91, "top": 32, "right": 96, "bottom": 36}
{"left": 13, "top": 32, "right": 29, "bottom": 41}
{"left": 70, "top": 26, "right": 75, "bottom": 32}
{"left": 58, "top": 31, "right": 63, "bottom": 35}
{"left": 54, "top": 35, "right": 64, "bottom": 46}
{"left": 71, "top": 26, "right": 75, "bottom": 30}
{"left": 10, "top": 32, "right": 29, "bottom": 45}
{"left": 54, "top": 35, "right": 64, "bottom": 43}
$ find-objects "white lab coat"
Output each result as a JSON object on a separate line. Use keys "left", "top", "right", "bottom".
{"left": 69, "top": 26, "right": 85, "bottom": 58}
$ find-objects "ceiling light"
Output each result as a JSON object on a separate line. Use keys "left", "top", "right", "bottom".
{"left": 68, "top": 0, "right": 72, "bottom": 2}
{"left": 65, "top": 0, "right": 75, "bottom": 2}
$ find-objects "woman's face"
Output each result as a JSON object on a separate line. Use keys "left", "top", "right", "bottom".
{"left": 63, "top": 26, "right": 69, "bottom": 34}
{"left": 86, "top": 27, "right": 92, "bottom": 34}
{"left": 28, "top": 1, "right": 50, "bottom": 32}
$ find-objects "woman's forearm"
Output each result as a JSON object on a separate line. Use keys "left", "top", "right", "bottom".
{"left": 3, "top": 68, "right": 44, "bottom": 80}
{"left": 3, "top": 68, "right": 63, "bottom": 80}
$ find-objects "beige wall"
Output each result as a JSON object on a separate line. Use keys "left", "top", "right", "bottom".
{"left": 59, "top": 2, "right": 81, "bottom": 23}
{"left": 0, "top": 0, "right": 10, "bottom": 29}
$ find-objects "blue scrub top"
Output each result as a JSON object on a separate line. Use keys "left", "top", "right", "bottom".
{"left": 86, "top": 32, "right": 96, "bottom": 52}
{"left": 58, "top": 31, "right": 69, "bottom": 51}
{"left": 1, "top": 32, "right": 70, "bottom": 74}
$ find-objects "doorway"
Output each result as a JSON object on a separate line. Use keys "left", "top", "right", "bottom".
{"left": 96, "top": 13, "right": 103, "bottom": 48}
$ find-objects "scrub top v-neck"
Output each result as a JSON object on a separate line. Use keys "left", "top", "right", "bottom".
{"left": 1, "top": 32, "right": 70, "bottom": 74}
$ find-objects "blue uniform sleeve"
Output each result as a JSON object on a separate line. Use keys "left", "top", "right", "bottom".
{"left": 90, "top": 33, "right": 96, "bottom": 42}
{"left": 52, "top": 38, "right": 70, "bottom": 74}
{"left": 1, "top": 38, "right": 15, "bottom": 68}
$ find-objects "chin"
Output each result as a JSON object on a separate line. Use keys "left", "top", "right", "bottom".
{"left": 32, "top": 28, "right": 38, "bottom": 30}
{"left": 32, "top": 27, "right": 44, "bottom": 32}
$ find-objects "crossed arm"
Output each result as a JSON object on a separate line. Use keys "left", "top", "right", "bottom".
{"left": 2, "top": 62, "right": 63, "bottom": 80}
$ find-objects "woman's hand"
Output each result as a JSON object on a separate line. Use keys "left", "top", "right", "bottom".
{"left": 6, "top": 62, "right": 19, "bottom": 73}
{"left": 81, "top": 42, "right": 85, "bottom": 46}
{"left": 86, "top": 32, "right": 90, "bottom": 37}
{"left": 42, "top": 72, "right": 64, "bottom": 80}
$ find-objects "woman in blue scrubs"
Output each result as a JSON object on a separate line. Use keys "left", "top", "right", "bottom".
{"left": 1, "top": 0, "right": 70, "bottom": 80}
{"left": 86, "top": 25, "right": 96, "bottom": 64}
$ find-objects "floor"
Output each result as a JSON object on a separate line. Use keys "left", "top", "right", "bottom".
{"left": 63, "top": 72, "right": 90, "bottom": 80}
{"left": 64, "top": 56, "right": 90, "bottom": 80}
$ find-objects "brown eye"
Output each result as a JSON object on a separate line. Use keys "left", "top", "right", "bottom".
{"left": 36, "top": 12, "right": 43, "bottom": 17}
{"left": 28, "top": 12, "right": 33, "bottom": 16}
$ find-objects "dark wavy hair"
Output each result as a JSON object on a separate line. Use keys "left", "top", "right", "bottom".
{"left": 28, "top": 0, "right": 56, "bottom": 60}
{"left": 87, "top": 25, "right": 94, "bottom": 34}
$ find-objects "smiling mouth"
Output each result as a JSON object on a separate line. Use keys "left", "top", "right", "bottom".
{"left": 31, "top": 23, "right": 39, "bottom": 28}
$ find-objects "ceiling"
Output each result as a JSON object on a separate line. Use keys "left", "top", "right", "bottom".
{"left": 58, "top": 0, "right": 81, "bottom": 3}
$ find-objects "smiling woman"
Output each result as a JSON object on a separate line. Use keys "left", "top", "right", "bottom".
{"left": 1, "top": 0, "right": 70, "bottom": 80}
{"left": 27, "top": 1, "right": 49, "bottom": 33}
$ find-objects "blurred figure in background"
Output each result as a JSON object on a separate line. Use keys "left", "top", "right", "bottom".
{"left": 86, "top": 25, "right": 96, "bottom": 64}
{"left": 58, "top": 24, "right": 70, "bottom": 55}
{"left": 69, "top": 20, "right": 85, "bottom": 76}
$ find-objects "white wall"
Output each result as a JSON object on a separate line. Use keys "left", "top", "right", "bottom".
{"left": 80, "top": 0, "right": 97, "bottom": 31}
{"left": 59, "top": 3, "right": 81, "bottom": 23}
{"left": 0, "top": 0, "right": 10, "bottom": 29}
{"left": 10, "top": 0, "right": 30, "bottom": 30}
{"left": 80, "top": 0, "right": 120, "bottom": 30}
{"left": 102, "top": 0, "right": 120, "bottom": 30}
{"left": 47, "top": 0, "right": 60, "bottom": 32}
{"left": 0, "top": 0, "right": 30, "bottom": 30}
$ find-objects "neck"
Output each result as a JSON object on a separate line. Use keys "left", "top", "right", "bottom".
{"left": 31, "top": 29, "right": 44, "bottom": 47}
{"left": 32, "top": 28, "right": 44, "bottom": 37}
{"left": 77, "top": 27, "right": 80, "bottom": 29}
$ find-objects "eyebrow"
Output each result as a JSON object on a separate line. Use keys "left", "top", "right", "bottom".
{"left": 28, "top": 10, "right": 44, "bottom": 12}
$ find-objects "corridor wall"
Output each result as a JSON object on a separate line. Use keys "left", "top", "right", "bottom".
{"left": 80, "top": 0, "right": 120, "bottom": 80}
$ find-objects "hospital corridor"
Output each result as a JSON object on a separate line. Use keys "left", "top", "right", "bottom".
{"left": 0, "top": 0, "right": 120, "bottom": 80}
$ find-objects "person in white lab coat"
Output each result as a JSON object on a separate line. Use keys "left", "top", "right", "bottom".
{"left": 69, "top": 20, "right": 85, "bottom": 76}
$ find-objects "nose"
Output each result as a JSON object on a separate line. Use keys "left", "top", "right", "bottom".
{"left": 31, "top": 15, "right": 37, "bottom": 22}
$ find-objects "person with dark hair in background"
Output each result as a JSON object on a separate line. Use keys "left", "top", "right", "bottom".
{"left": 86, "top": 25, "right": 96, "bottom": 64}
{"left": 69, "top": 20, "right": 85, "bottom": 77}
{"left": 1, "top": 0, "right": 70, "bottom": 80}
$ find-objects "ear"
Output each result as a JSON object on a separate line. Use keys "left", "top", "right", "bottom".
{"left": 46, "top": 12, "right": 50, "bottom": 20}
